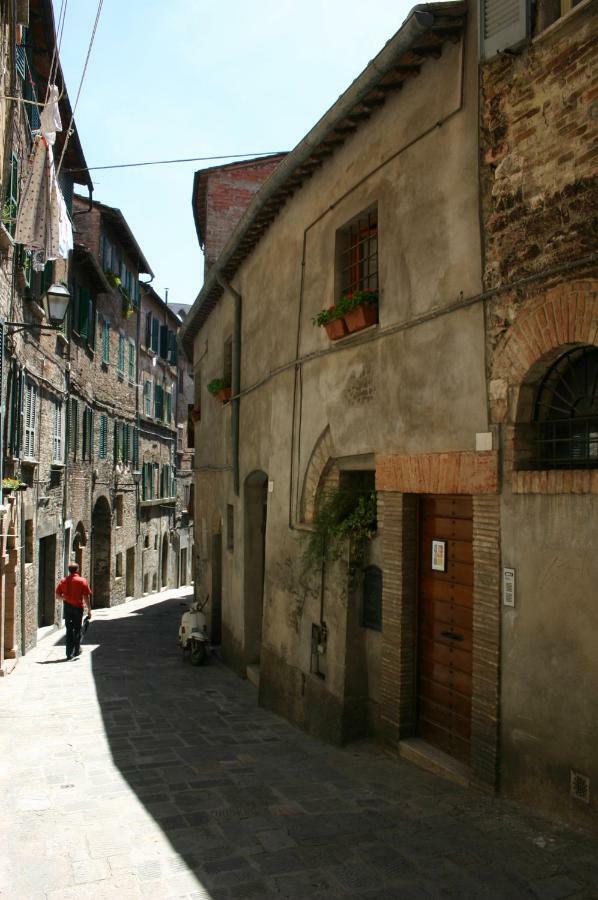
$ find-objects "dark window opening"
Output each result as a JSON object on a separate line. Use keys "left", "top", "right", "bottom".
{"left": 362, "top": 565, "right": 382, "bottom": 630}
{"left": 226, "top": 504, "right": 234, "bottom": 550}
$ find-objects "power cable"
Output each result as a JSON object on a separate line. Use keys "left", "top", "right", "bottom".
{"left": 66, "top": 151, "right": 287, "bottom": 173}
{"left": 56, "top": 0, "right": 104, "bottom": 178}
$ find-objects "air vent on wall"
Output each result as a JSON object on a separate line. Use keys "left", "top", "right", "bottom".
{"left": 570, "top": 770, "right": 590, "bottom": 804}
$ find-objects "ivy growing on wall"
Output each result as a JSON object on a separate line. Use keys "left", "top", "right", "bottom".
{"left": 302, "top": 485, "right": 377, "bottom": 574}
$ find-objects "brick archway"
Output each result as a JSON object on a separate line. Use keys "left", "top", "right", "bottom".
{"left": 300, "top": 426, "right": 336, "bottom": 524}
{"left": 489, "top": 280, "right": 598, "bottom": 494}
{"left": 489, "top": 280, "right": 598, "bottom": 424}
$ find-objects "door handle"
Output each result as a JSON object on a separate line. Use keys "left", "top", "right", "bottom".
{"left": 440, "top": 630, "right": 464, "bottom": 641}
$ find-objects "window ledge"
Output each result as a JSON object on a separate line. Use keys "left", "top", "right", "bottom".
{"left": 512, "top": 468, "right": 598, "bottom": 494}
{"left": 328, "top": 322, "right": 379, "bottom": 345}
{"left": 533, "top": 0, "right": 593, "bottom": 45}
{"left": 0, "top": 222, "right": 15, "bottom": 252}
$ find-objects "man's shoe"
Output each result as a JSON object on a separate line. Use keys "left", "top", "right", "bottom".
{"left": 66, "top": 654, "right": 73, "bottom": 660}
{"left": 73, "top": 650, "right": 81, "bottom": 658}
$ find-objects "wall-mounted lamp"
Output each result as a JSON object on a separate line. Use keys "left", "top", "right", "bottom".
{"left": 6, "top": 282, "right": 71, "bottom": 333}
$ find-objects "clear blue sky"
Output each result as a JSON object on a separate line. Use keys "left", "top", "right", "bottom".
{"left": 54, "top": 0, "right": 416, "bottom": 307}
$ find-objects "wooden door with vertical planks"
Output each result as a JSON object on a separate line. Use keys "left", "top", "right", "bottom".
{"left": 417, "top": 495, "right": 473, "bottom": 764}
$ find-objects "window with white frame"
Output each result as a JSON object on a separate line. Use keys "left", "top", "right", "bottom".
{"left": 22, "top": 380, "right": 38, "bottom": 460}
{"left": 52, "top": 399, "right": 64, "bottom": 463}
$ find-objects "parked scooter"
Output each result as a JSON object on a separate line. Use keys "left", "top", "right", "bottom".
{"left": 179, "top": 594, "right": 210, "bottom": 665}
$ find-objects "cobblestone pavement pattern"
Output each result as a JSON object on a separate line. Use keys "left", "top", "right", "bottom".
{"left": 1, "top": 590, "right": 597, "bottom": 900}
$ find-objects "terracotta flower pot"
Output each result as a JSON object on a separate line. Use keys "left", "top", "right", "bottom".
{"left": 324, "top": 317, "right": 348, "bottom": 341}
{"left": 344, "top": 302, "right": 378, "bottom": 333}
{"left": 216, "top": 387, "right": 231, "bottom": 404}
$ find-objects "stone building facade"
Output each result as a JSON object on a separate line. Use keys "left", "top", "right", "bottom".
{"left": 0, "top": 0, "right": 92, "bottom": 668}
{"left": 181, "top": 0, "right": 597, "bottom": 835}
{"left": 479, "top": 0, "right": 597, "bottom": 833}
{"left": 0, "top": 4, "right": 194, "bottom": 667}
{"left": 138, "top": 283, "right": 194, "bottom": 594}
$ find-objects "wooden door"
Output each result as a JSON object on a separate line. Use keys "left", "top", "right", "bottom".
{"left": 417, "top": 495, "right": 473, "bottom": 764}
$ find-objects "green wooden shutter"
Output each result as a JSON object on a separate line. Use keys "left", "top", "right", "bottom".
{"left": 118, "top": 335, "right": 125, "bottom": 374}
{"left": 145, "top": 313, "right": 152, "bottom": 348}
{"left": 151, "top": 318, "right": 159, "bottom": 352}
{"left": 133, "top": 427, "right": 139, "bottom": 469}
{"left": 102, "top": 320, "right": 110, "bottom": 363}
{"left": 168, "top": 331, "right": 177, "bottom": 364}
{"left": 159, "top": 325, "right": 168, "bottom": 359}
{"left": 128, "top": 341, "right": 135, "bottom": 381}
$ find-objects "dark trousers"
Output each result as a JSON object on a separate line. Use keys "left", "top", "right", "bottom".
{"left": 64, "top": 603, "right": 83, "bottom": 658}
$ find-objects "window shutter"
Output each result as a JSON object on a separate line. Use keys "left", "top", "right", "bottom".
{"left": 145, "top": 313, "right": 152, "bottom": 348}
{"left": 480, "top": 0, "right": 529, "bottom": 60}
{"left": 118, "top": 335, "right": 124, "bottom": 373}
{"left": 128, "top": 341, "right": 135, "bottom": 380}
{"left": 151, "top": 318, "right": 159, "bottom": 352}
{"left": 78, "top": 286, "right": 91, "bottom": 339}
{"left": 133, "top": 427, "right": 139, "bottom": 469}
{"left": 159, "top": 325, "right": 168, "bottom": 359}
{"left": 102, "top": 320, "right": 110, "bottom": 363}
{"left": 168, "top": 331, "right": 177, "bottom": 364}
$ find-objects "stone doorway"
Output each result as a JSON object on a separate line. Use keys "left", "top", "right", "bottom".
{"left": 211, "top": 533, "right": 222, "bottom": 645}
{"left": 244, "top": 471, "right": 268, "bottom": 666}
{"left": 126, "top": 547, "right": 135, "bottom": 598}
{"left": 38, "top": 534, "right": 57, "bottom": 627}
{"left": 417, "top": 495, "right": 473, "bottom": 765}
{"left": 161, "top": 533, "right": 168, "bottom": 588}
{"left": 92, "top": 497, "right": 111, "bottom": 608}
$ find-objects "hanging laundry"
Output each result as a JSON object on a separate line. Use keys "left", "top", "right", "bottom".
{"left": 15, "top": 84, "right": 73, "bottom": 270}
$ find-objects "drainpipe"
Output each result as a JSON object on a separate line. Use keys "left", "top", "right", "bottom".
{"left": 216, "top": 274, "right": 241, "bottom": 496}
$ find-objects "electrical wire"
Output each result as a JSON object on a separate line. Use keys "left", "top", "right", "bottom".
{"left": 66, "top": 151, "right": 287, "bottom": 173}
{"left": 56, "top": 0, "right": 104, "bottom": 178}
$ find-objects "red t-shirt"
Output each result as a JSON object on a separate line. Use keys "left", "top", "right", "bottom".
{"left": 56, "top": 573, "right": 92, "bottom": 609}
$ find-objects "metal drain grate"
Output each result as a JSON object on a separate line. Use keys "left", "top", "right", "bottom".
{"left": 570, "top": 770, "right": 590, "bottom": 804}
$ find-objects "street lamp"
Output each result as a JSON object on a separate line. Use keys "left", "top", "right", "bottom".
{"left": 42, "top": 282, "right": 71, "bottom": 327}
{"left": 5, "top": 282, "right": 71, "bottom": 333}
{"left": 132, "top": 470, "right": 142, "bottom": 486}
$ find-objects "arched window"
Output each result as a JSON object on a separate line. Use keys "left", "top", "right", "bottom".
{"left": 534, "top": 346, "right": 598, "bottom": 469}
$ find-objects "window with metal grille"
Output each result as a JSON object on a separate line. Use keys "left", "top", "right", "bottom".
{"left": 362, "top": 565, "right": 383, "bottom": 630}
{"left": 338, "top": 207, "right": 378, "bottom": 299}
{"left": 52, "top": 399, "right": 63, "bottom": 463}
{"left": 519, "top": 346, "right": 598, "bottom": 470}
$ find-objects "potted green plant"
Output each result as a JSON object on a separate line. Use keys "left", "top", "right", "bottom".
{"left": 207, "top": 377, "right": 232, "bottom": 404}
{"left": 312, "top": 302, "right": 348, "bottom": 341}
{"left": 2, "top": 477, "right": 26, "bottom": 494}
{"left": 342, "top": 290, "right": 379, "bottom": 333}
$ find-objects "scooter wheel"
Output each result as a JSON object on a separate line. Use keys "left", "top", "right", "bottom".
{"left": 190, "top": 642, "right": 207, "bottom": 666}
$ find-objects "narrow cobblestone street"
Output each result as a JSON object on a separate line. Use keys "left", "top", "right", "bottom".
{"left": 1, "top": 590, "right": 596, "bottom": 900}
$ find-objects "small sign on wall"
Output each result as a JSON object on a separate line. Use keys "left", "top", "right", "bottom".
{"left": 503, "top": 567, "right": 515, "bottom": 607}
{"left": 432, "top": 539, "right": 447, "bottom": 572}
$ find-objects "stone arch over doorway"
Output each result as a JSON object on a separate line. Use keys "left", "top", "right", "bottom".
{"left": 244, "top": 470, "right": 268, "bottom": 666}
{"left": 161, "top": 532, "right": 169, "bottom": 588}
{"left": 300, "top": 425, "right": 336, "bottom": 524}
{"left": 91, "top": 497, "right": 111, "bottom": 608}
{"left": 72, "top": 521, "right": 87, "bottom": 573}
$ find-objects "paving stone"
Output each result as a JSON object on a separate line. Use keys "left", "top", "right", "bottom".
{"left": 3, "top": 590, "right": 596, "bottom": 900}
{"left": 529, "top": 876, "right": 586, "bottom": 900}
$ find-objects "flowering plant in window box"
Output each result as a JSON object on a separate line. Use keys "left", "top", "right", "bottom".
{"left": 2, "top": 477, "right": 27, "bottom": 494}
{"left": 312, "top": 304, "right": 348, "bottom": 341}
{"left": 341, "top": 290, "right": 378, "bottom": 333}
{"left": 207, "top": 378, "right": 232, "bottom": 404}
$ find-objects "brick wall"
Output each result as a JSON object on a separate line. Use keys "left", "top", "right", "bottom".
{"left": 480, "top": 6, "right": 597, "bottom": 293}
{"left": 195, "top": 156, "right": 286, "bottom": 274}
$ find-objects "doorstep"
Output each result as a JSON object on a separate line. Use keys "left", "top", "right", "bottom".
{"left": 399, "top": 737, "right": 470, "bottom": 788}
{"left": 246, "top": 664, "right": 260, "bottom": 689}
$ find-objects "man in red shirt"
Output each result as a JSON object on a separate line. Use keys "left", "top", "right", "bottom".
{"left": 56, "top": 563, "right": 92, "bottom": 660}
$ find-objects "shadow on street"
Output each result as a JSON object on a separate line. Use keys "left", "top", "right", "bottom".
{"left": 75, "top": 594, "right": 598, "bottom": 899}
